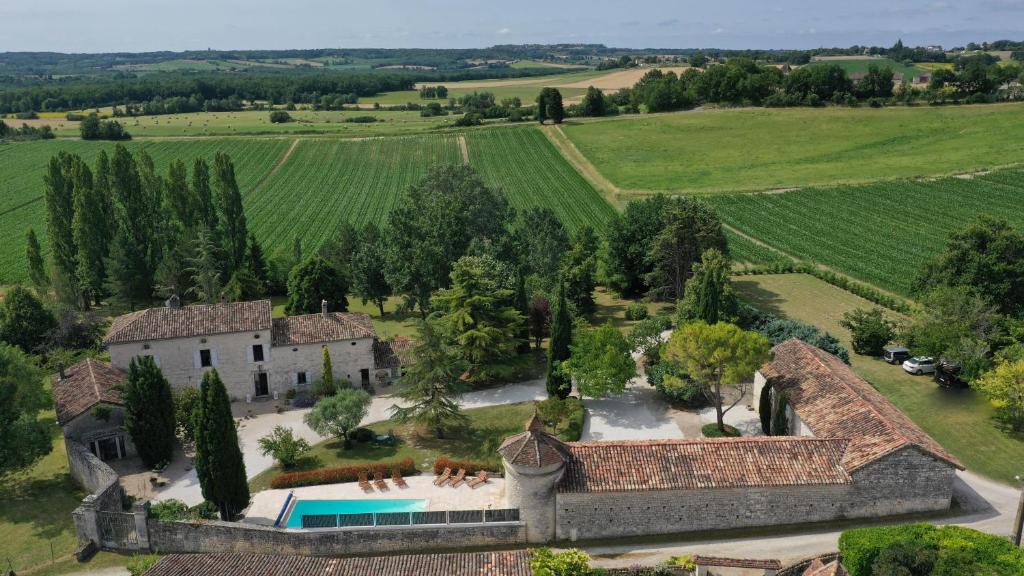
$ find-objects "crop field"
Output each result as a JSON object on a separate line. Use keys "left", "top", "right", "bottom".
{"left": 563, "top": 102, "right": 1024, "bottom": 194}
{"left": 0, "top": 138, "right": 289, "bottom": 283}
{"left": 724, "top": 229, "right": 790, "bottom": 267}
{"left": 245, "top": 135, "right": 463, "bottom": 256}
{"left": 466, "top": 127, "right": 616, "bottom": 233}
{"left": 707, "top": 168, "right": 1024, "bottom": 294}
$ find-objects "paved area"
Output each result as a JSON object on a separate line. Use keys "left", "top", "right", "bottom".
{"left": 156, "top": 380, "right": 547, "bottom": 505}
{"left": 582, "top": 384, "right": 684, "bottom": 441}
{"left": 245, "top": 476, "right": 506, "bottom": 526}
{"left": 698, "top": 394, "right": 764, "bottom": 437}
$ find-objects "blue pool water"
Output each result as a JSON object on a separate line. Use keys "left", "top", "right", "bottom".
{"left": 284, "top": 499, "right": 426, "bottom": 528}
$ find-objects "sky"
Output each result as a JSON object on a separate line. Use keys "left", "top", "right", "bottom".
{"left": 2, "top": 0, "right": 1024, "bottom": 53}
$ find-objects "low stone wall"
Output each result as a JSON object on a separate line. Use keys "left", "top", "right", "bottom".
{"left": 67, "top": 439, "right": 123, "bottom": 511}
{"left": 148, "top": 519, "right": 527, "bottom": 556}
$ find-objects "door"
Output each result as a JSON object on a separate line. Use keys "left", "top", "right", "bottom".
{"left": 360, "top": 368, "right": 370, "bottom": 389}
{"left": 97, "top": 436, "right": 122, "bottom": 460}
{"left": 254, "top": 372, "right": 270, "bottom": 397}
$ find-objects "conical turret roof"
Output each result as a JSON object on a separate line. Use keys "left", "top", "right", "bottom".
{"left": 498, "top": 415, "right": 569, "bottom": 468}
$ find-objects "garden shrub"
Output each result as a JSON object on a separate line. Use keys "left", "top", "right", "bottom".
{"left": 350, "top": 427, "right": 376, "bottom": 443}
{"left": 432, "top": 457, "right": 501, "bottom": 475}
{"left": 625, "top": 302, "right": 649, "bottom": 321}
{"left": 647, "top": 361, "right": 705, "bottom": 406}
{"left": 270, "top": 458, "right": 416, "bottom": 489}
{"left": 839, "top": 523, "right": 1024, "bottom": 576}
{"left": 148, "top": 498, "right": 218, "bottom": 521}
{"left": 741, "top": 304, "right": 851, "bottom": 364}
{"left": 559, "top": 397, "right": 586, "bottom": 442}
{"left": 701, "top": 423, "right": 740, "bottom": 437}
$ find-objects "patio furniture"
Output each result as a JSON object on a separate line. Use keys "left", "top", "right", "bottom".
{"left": 358, "top": 472, "right": 372, "bottom": 492}
{"left": 433, "top": 467, "right": 452, "bottom": 486}
{"left": 467, "top": 471, "right": 490, "bottom": 489}
{"left": 373, "top": 470, "right": 388, "bottom": 491}
{"left": 449, "top": 468, "right": 466, "bottom": 488}
{"left": 392, "top": 469, "right": 408, "bottom": 488}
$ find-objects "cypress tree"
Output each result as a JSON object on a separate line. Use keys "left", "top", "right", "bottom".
{"left": 771, "top": 392, "right": 790, "bottom": 436}
{"left": 72, "top": 157, "right": 108, "bottom": 306}
{"left": 214, "top": 153, "right": 248, "bottom": 275}
{"left": 758, "top": 382, "right": 773, "bottom": 435}
{"left": 25, "top": 228, "right": 48, "bottom": 291}
{"left": 246, "top": 233, "right": 269, "bottom": 293}
{"left": 546, "top": 281, "right": 573, "bottom": 398}
{"left": 122, "top": 356, "right": 176, "bottom": 468}
{"left": 194, "top": 369, "right": 249, "bottom": 520}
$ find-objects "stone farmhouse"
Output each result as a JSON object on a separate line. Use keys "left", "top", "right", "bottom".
{"left": 501, "top": 338, "right": 963, "bottom": 543}
{"left": 102, "top": 296, "right": 400, "bottom": 402}
{"left": 52, "top": 358, "right": 135, "bottom": 461}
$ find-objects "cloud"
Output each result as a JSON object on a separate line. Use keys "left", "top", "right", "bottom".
{"left": 711, "top": 27, "right": 726, "bottom": 35}
{"left": 657, "top": 18, "right": 680, "bottom": 28}
{"left": 497, "top": 27, "right": 510, "bottom": 35}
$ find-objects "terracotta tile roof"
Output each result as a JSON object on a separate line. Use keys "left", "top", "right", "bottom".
{"left": 804, "top": 560, "right": 848, "bottom": 576}
{"left": 52, "top": 358, "right": 125, "bottom": 424}
{"left": 144, "top": 551, "right": 533, "bottom": 576}
{"left": 373, "top": 336, "right": 414, "bottom": 369}
{"left": 761, "top": 339, "right": 963, "bottom": 471}
{"left": 777, "top": 553, "right": 842, "bottom": 576}
{"left": 498, "top": 426, "right": 569, "bottom": 468}
{"left": 271, "top": 312, "right": 376, "bottom": 346}
{"left": 558, "top": 436, "right": 851, "bottom": 493}
{"left": 104, "top": 300, "right": 272, "bottom": 345}
{"left": 694, "top": 556, "right": 782, "bottom": 570}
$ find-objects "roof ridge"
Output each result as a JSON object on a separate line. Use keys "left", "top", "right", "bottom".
{"left": 568, "top": 436, "right": 850, "bottom": 447}
{"left": 86, "top": 358, "right": 100, "bottom": 401}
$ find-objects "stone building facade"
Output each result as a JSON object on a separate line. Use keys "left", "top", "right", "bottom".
{"left": 104, "top": 298, "right": 391, "bottom": 401}
{"left": 500, "top": 339, "right": 963, "bottom": 543}
{"left": 53, "top": 358, "right": 135, "bottom": 461}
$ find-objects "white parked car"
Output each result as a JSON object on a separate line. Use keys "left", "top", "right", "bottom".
{"left": 903, "top": 356, "right": 936, "bottom": 375}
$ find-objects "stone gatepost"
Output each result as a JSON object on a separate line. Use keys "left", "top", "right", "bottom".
{"left": 73, "top": 494, "right": 100, "bottom": 546}
{"left": 133, "top": 500, "right": 151, "bottom": 551}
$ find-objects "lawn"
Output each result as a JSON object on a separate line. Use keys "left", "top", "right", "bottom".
{"left": 732, "top": 273, "right": 1024, "bottom": 484}
{"left": 707, "top": 168, "right": 1024, "bottom": 295}
{"left": 249, "top": 402, "right": 540, "bottom": 492}
{"left": 588, "top": 287, "right": 674, "bottom": 334}
{"left": 563, "top": 102, "right": 1024, "bottom": 194}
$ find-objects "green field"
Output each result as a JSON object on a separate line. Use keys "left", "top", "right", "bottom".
{"left": 246, "top": 135, "right": 462, "bottom": 256}
{"left": 0, "top": 139, "right": 290, "bottom": 283}
{"left": 734, "top": 273, "right": 1024, "bottom": 484}
{"left": 466, "top": 128, "right": 616, "bottom": 232}
{"left": 707, "top": 168, "right": 1024, "bottom": 295}
{"left": 362, "top": 86, "right": 587, "bottom": 107}
{"left": 563, "top": 103, "right": 1024, "bottom": 194}
{"left": 808, "top": 57, "right": 925, "bottom": 78}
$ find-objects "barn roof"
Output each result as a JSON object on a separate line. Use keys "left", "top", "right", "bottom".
{"left": 761, "top": 338, "right": 963, "bottom": 471}
{"left": 271, "top": 312, "right": 376, "bottom": 346}
{"left": 52, "top": 358, "right": 125, "bottom": 424}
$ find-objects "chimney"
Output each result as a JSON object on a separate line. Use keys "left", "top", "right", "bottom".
{"left": 321, "top": 300, "right": 329, "bottom": 317}
{"left": 165, "top": 294, "right": 181, "bottom": 309}
{"left": 58, "top": 363, "right": 66, "bottom": 380}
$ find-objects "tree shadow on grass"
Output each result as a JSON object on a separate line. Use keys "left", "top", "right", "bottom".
{"left": 732, "top": 279, "right": 788, "bottom": 316}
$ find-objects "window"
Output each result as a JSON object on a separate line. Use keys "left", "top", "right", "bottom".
{"left": 199, "top": 349, "right": 212, "bottom": 368}
{"left": 252, "top": 344, "right": 265, "bottom": 362}
{"left": 297, "top": 371, "right": 308, "bottom": 385}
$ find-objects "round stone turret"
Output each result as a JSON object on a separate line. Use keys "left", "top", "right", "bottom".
{"left": 498, "top": 414, "right": 568, "bottom": 543}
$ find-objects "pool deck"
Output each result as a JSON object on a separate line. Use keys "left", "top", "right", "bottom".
{"left": 244, "top": 475, "right": 507, "bottom": 526}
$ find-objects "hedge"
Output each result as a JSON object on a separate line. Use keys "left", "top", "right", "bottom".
{"left": 433, "top": 457, "right": 501, "bottom": 476}
{"left": 557, "top": 396, "right": 586, "bottom": 442}
{"left": 838, "top": 523, "right": 1024, "bottom": 576}
{"left": 269, "top": 458, "right": 417, "bottom": 489}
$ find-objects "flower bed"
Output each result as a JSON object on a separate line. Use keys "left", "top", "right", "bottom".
{"left": 269, "top": 458, "right": 417, "bottom": 489}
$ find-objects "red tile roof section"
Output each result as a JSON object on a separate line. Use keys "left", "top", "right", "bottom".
{"left": 558, "top": 437, "right": 851, "bottom": 493}
{"left": 694, "top": 556, "right": 783, "bottom": 569}
{"left": 761, "top": 339, "right": 963, "bottom": 471}
{"left": 52, "top": 358, "right": 125, "bottom": 424}
{"left": 271, "top": 312, "right": 376, "bottom": 346}
{"left": 373, "top": 335, "right": 414, "bottom": 369}
{"left": 498, "top": 428, "right": 570, "bottom": 468}
{"left": 104, "top": 300, "right": 272, "bottom": 345}
{"left": 144, "top": 551, "right": 533, "bottom": 576}
{"left": 804, "top": 560, "right": 848, "bottom": 576}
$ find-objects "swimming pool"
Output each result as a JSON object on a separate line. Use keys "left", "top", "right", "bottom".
{"left": 283, "top": 499, "right": 427, "bottom": 528}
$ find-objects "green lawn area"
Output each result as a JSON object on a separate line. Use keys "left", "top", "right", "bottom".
{"left": 588, "top": 287, "right": 674, "bottom": 333}
{"left": 0, "top": 413, "right": 88, "bottom": 574}
{"left": 733, "top": 273, "right": 1024, "bottom": 484}
{"left": 250, "top": 402, "right": 540, "bottom": 492}
{"left": 563, "top": 102, "right": 1024, "bottom": 194}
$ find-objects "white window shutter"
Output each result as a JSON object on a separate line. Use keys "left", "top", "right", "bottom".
{"left": 193, "top": 350, "right": 201, "bottom": 369}
{"left": 212, "top": 349, "right": 219, "bottom": 366}
{"left": 247, "top": 346, "right": 254, "bottom": 363}
{"left": 292, "top": 372, "right": 298, "bottom": 385}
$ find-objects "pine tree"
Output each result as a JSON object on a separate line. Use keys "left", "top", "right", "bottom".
{"left": 122, "top": 356, "right": 176, "bottom": 468}
{"left": 194, "top": 369, "right": 249, "bottom": 520}
{"left": 72, "top": 157, "right": 108, "bottom": 306}
{"left": 546, "top": 281, "right": 573, "bottom": 398}
{"left": 25, "top": 228, "right": 48, "bottom": 291}
{"left": 214, "top": 153, "right": 248, "bottom": 275}
{"left": 389, "top": 316, "right": 468, "bottom": 438}
{"left": 246, "top": 233, "right": 269, "bottom": 293}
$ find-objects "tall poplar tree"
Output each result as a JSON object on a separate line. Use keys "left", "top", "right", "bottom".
{"left": 122, "top": 356, "right": 176, "bottom": 468}
{"left": 214, "top": 153, "right": 248, "bottom": 274}
{"left": 25, "top": 228, "right": 48, "bottom": 291}
{"left": 106, "top": 145, "right": 154, "bottom": 307}
{"left": 43, "top": 152, "right": 78, "bottom": 299}
{"left": 192, "top": 158, "right": 217, "bottom": 232}
{"left": 72, "top": 157, "right": 108, "bottom": 306}
{"left": 546, "top": 281, "right": 573, "bottom": 398}
{"left": 164, "top": 159, "right": 194, "bottom": 231}
{"left": 194, "top": 369, "right": 249, "bottom": 521}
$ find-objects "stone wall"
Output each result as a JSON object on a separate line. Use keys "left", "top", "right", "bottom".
{"left": 556, "top": 484, "right": 849, "bottom": 541}
{"left": 148, "top": 519, "right": 526, "bottom": 556}
{"left": 846, "top": 446, "right": 957, "bottom": 518}
{"left": 66, "top": 439, "right": 123, "bottom": 511}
